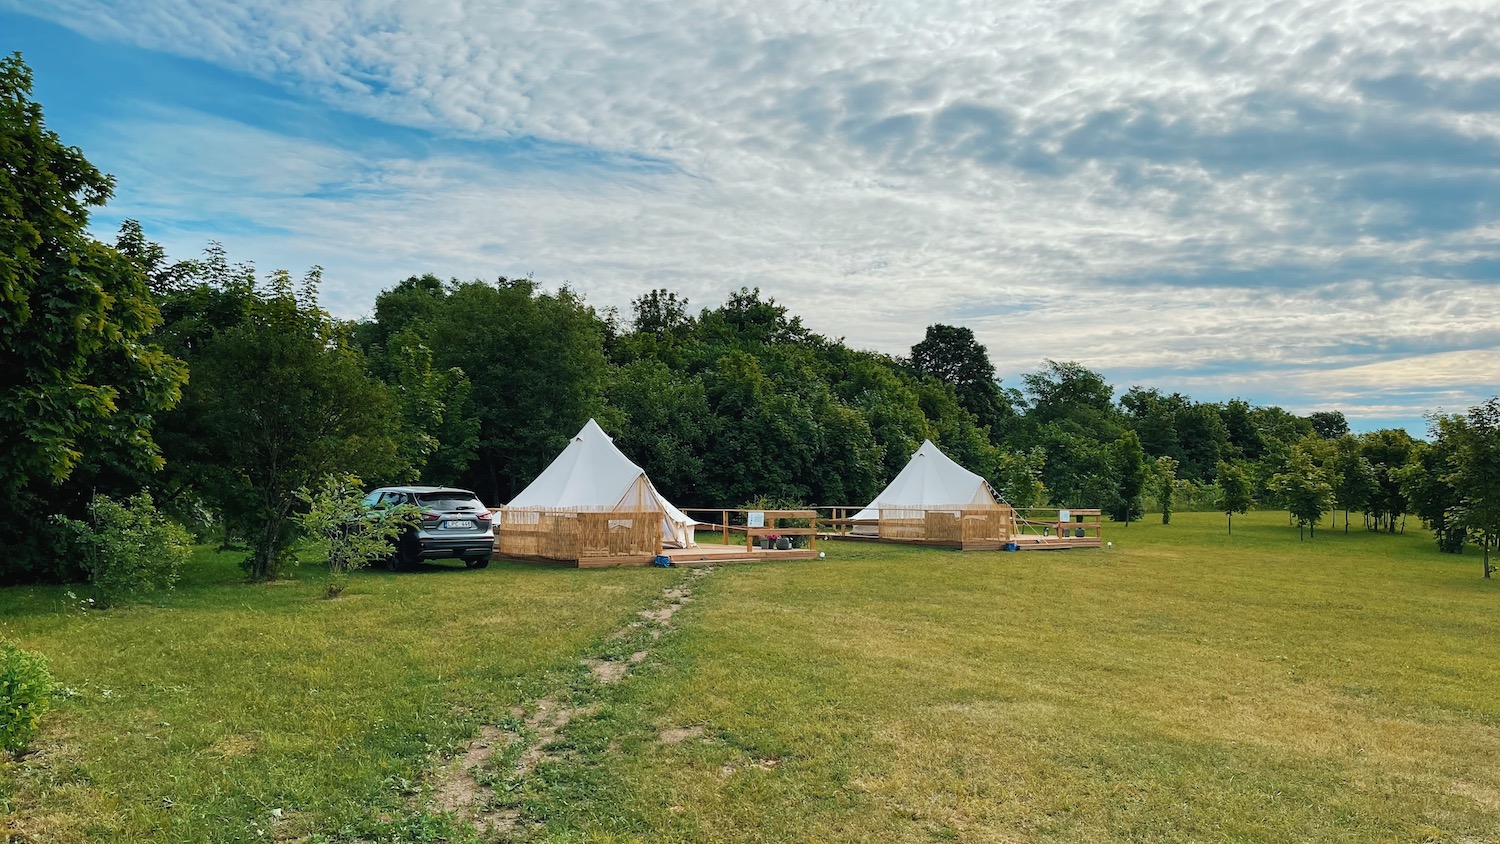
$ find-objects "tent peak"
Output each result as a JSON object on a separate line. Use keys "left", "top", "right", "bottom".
{"left": 576, "top": 418, "right": 613, "bottom": 442}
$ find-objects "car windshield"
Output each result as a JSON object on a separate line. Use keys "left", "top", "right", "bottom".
{"left": 415, "top": 493, "right": 481, "bottom": 510}
{"left": 361, "top": 491, "right": 383, "bottom": 507}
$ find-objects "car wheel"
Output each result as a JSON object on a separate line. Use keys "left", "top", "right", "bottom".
{"left": 464, "top": 556, "right": 490, "bottom": 569}
{"left": 388, "top": 533, "right": 417, "bottom": 571}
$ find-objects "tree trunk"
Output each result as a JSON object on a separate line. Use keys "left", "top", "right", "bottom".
{"left": 1228, "top": 512, "right": 1233, "bottom": 535}
{"left": 1299, "top": 522, "right": 1304, "bottom": 541}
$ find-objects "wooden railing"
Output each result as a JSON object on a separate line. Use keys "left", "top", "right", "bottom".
{"left": 679, "top": 509, "right": 819, "bottom": 552}
{"left": 496, "top": 507, "right": 662, "bottom": 562}
{"left": 874, "top": 506, "right": 1013, "bottom": 543}
{"left": 816, "top": 503, "right": 1103, "bottom": 548}
{"left": 1011, "top": 507, "right": 1104, "bottom": 542}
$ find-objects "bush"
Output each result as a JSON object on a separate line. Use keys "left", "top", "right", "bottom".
{"left": 296, "top": 474, "right": 419, "bottom": 598}
{"left": 54, "top": 492, "right": 193, "bottom": 608}
{"left": 1, "top": 642, "right": 55, "bottom": 755}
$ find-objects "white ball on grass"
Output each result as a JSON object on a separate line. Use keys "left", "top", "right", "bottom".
{"left": 1106, "top": 541, "right": 1113, "bottom": 548}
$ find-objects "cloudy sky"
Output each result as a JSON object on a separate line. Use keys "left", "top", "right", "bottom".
{"left": 7, "top": 1, "right": 1499, "bottom": 434}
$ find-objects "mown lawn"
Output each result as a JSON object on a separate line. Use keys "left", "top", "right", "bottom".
{"left": 0, "top": 549, "right": 673, "bottom": 842}
{"left": 5, "top": 511, "right": 1499, "bottom": 843}
{"left": 531, "top": 512, "right": 1500, "bottom": 843}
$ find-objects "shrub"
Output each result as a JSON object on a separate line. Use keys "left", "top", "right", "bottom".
{"left": 296, "top": 474, "right": 419, "bottom": 598}
{"left": 1, "top": 642, "right": 55, "bottom": 755}
{"left": 54, "top": 492, "right": 193, "bottom": 608}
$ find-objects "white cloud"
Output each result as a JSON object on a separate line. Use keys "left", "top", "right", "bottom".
{"left": 14, "top": 0, "right": 1500, "bottom": 427}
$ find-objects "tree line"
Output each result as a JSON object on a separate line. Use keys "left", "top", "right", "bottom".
{"left": 4, "top": 52, "right": 1498, "bottom": 584}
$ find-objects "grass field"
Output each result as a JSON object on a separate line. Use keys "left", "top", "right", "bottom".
{"left": 4, "top": 511, "right": 1499, "bottom": 843}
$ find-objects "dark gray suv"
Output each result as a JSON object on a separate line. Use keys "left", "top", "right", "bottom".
{"left": 361, "top": 486, "right": 495, "bottom": 570}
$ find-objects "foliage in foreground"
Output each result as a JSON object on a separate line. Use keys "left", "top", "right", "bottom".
{"left": 1430, "top": 398, "right": 1500, "bottom": 577}
{"left": 295, "top": 474, "right": 419, "bottom": 598}
{"left": 52, "top": 492, "right": 191, "bottom": 607}
{"left": 0, "top": 53, "right": 187, "bottom": 583}
{"left": 0, "top": 642, "right": 54, "bottom": 755}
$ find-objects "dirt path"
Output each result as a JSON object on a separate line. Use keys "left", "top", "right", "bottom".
{"left": 428, "top": 566, "right": 715, "bottom": 839}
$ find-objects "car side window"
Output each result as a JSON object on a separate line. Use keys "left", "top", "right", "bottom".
{"left": 361, "top": 491, "right": 382, "bottom": 507}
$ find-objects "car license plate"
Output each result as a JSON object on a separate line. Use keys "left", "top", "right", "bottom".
{"left": 443, "top": 519, "right": 475, "bottom": 529}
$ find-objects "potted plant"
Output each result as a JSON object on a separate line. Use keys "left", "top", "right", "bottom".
{"left": 774, "top": 535, "right": 792, "bottom": 550}
{"left": 763, "top": 533, "right": 779, "bottom": 550}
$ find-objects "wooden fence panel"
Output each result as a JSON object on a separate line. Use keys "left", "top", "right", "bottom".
{"left": 497, "top": 508, "right": 662, "bottom": 562}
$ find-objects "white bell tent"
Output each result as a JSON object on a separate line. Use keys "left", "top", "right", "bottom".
{"left": 850, "top": 440, "right": 1001, "bottom": 526}
{"left": 507, "top": 419, "right": 697, "bottom": 548}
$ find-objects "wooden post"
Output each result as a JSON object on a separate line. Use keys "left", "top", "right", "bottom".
{"left": 722, "top": 509, "right": 728, "bottom": 545}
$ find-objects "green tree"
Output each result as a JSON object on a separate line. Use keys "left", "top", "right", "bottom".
{"left": 1397, "top": 438, "right": 1464, "bottom": 554}
{"left": 1438, "top": 398, "right": 1500, "bottom": 578}
{"left": 1154, "top": 455, "right": 1179, "bottom": 525}
{"left": 1219, "top": 398, "right": 1266, "bottom": 461}
{"left": 909, "top": 324, "right": 1013, "bottom": 438}
{"left": 295, "top": 474, "right": 420, "bottom": 598}
{"left": 1214, "top": 461, "right": 1253, "bottom": 535}
{"left": 605, "top": 358, "right": 711, "bottom": 503}
{"left": 995, "top": 446, "right": 1047, "bottom": 509}
{"left": 179, "top": 269, "right": 406, "bottom": 580}
{"left": 1360, "top": 429, "right": 1417, "bottom": 532}
{"left": 1329, "top": 434, "right": 1376, "bottom": 533}
{"left": 1023, "top": 360, "right": 1120, "bottom": 434}
{"left": 0, "top": 55, "right": 188, "bottom": 580}
{"left": 421, "top": 279, "right": 610, "bottom": 503}
{"left": 53, "top": 492, "right": 191, "bottom": 608}
{"left": 1308, "top": 410, "right": 1350, "bottom": 439}
{"left": 1109, "top": 431, "right": 1147, "bottom": 524}
{"left": 1268, "top": 448, "right": 1333, "bottom": 540}
{"left": 631, "top": 288, "right": 693, "bottom": 335}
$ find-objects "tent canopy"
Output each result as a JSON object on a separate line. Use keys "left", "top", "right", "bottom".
{"left": 851, "top": 440, "right": 1000, "bottom": 521}
{"left": 507, "top": 419, "right": 697, "bottom": 547}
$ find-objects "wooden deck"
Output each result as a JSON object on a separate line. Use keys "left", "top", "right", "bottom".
{"left": 820, "top": 532, "right": 1100, "bottom": 552}
{"left": 816, "top": 505, "right": 1103, "bottom": 552}
{"left": 496, "top": 543, "right": 818, "bottom": 569}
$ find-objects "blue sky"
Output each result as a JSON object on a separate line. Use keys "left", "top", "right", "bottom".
{"left": 7, "top": 1, "right": 1500, "bottom": 436}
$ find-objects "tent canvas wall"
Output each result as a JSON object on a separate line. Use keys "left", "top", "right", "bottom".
{"left": 850, "top": 440, "right": 1001, "bottom": 530}
{"left": 507, "top": 419, "right": 697, "bottom": 547}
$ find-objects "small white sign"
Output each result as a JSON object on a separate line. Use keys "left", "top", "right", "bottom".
{"left": 747, "top": 511, "right": 765, "bottom": 528}
{"left": 1058, "top": 509, "right": 1071, "bottom": 523}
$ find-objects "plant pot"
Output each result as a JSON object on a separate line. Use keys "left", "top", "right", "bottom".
{"left": 759, "top": 538, "right": 772, "bottom": 550}
{"left": 775, "top": 539, "right": 791, "bottom": 550}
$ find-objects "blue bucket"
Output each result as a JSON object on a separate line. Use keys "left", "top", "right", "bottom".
{"left": 1003, "top": 542, "right": 1019, "bottom": 552}
{"left": 653, "top": 555, "right": 673, "bottom": 567}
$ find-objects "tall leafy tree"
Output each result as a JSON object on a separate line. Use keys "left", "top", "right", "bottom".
{"left": 1396, "top": 438, "right": 1464, "bottom": 554}
{"left": 909, "top": 324, "right": 1013, "bottom": 438}
{"left": 1218, "top": 399, "right": 1266, "bottom": 462}
{"left": 178, "top": 269, "right": 406, "bottom": 580}
{"left": 1214, "top": 461, "right": 1253, "bottom": 535}
{"left": 1438, "top": 398, "right": 1500, "bottom": 578}
{"left": 1308, "top": 411, "right": 1351, "bottom": 439}
{"left": 420, "top": 279, "right": 611, "bottom": 503}
{"left": 1121, "top": 387, "right": 1183, "bottom": 464}
{"left": 1023, "top": 360, "right": 1119, "bottom": 434}
{"left": 1268, "top": 448, "right": 1333, "bottom": 540}
{"left": 1360, "top": 429, "right": 1417, "bottom": 532}
{"left": 995, "top": 446, "right": 1047, "bottom": 509}
{"left": 0, "top": 54, "right": 188, "bottom": 581}
{"left": 1154, "top": 455, "right": 1179, "bottom": 525}
{"left": 1329, "top": 434, "right": 1376, "bottom": 533}
{"left": 1109, "top": 431, "right": 1147, "bottom": 524}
